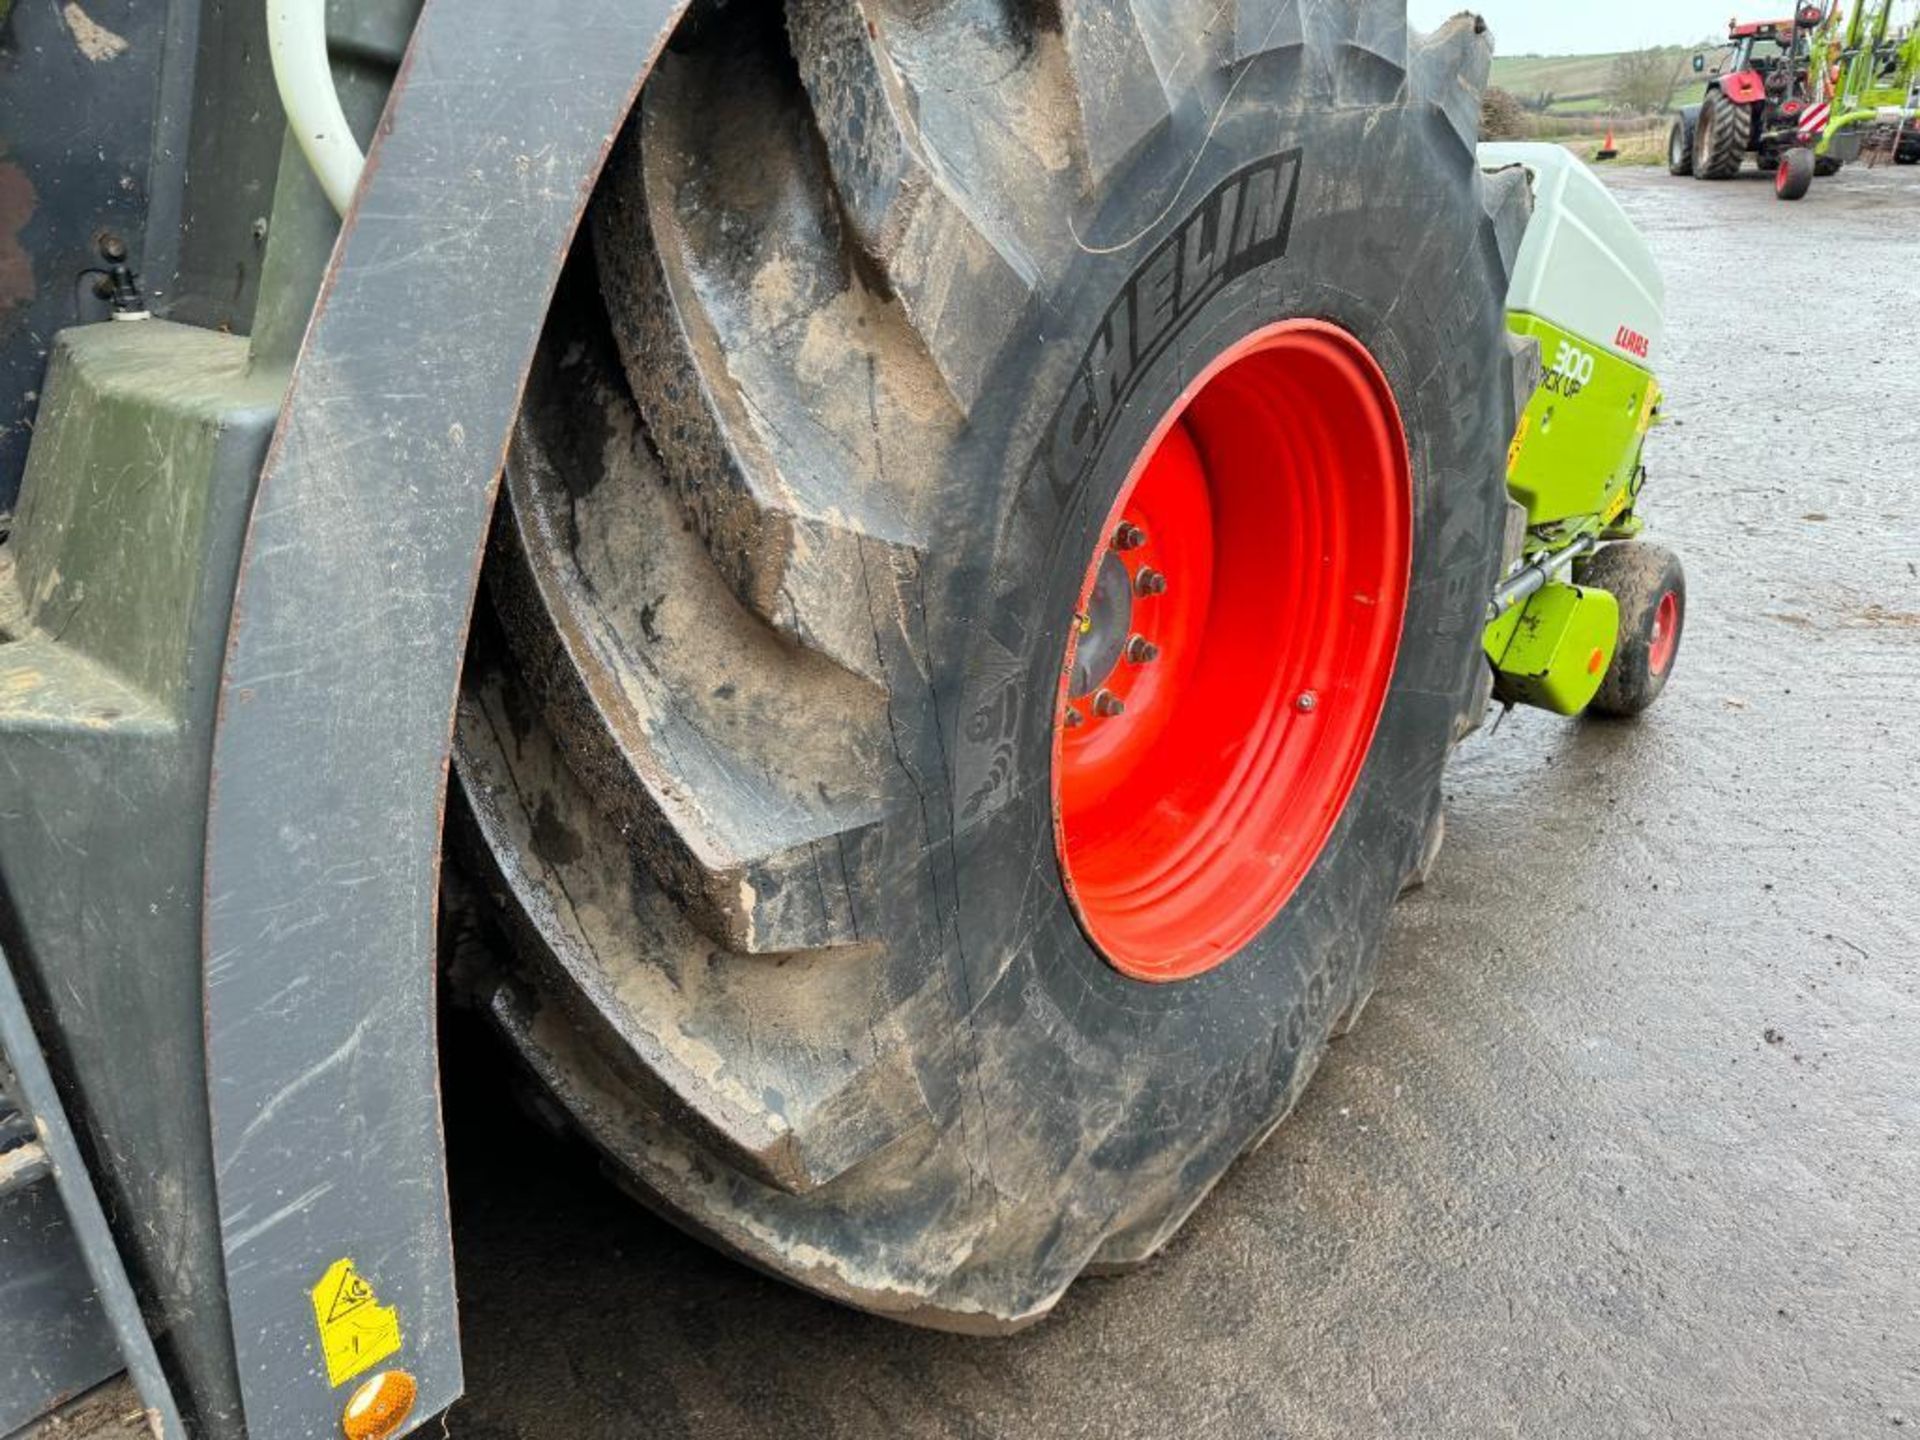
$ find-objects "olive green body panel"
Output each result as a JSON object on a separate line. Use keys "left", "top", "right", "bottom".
{"left": 1483, "top": 580, "right": 1621, "bottom": 716}
{"left": 0, "top": 320, "right": 286, "bottom": 1431}
{"left": 1504, "top": 311, "right": 1659, "bottom": 532}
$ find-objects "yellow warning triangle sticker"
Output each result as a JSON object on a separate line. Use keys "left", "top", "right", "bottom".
{"left": 323, "top": 1263, "right": 374, "bottom": 1324}
{"left": 310, "top": 1258, "right": 403, "bottom": 1388}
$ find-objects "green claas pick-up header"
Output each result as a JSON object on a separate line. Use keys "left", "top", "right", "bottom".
{"left": 1481, "top": 143, "right": 1683, "bottom": 718}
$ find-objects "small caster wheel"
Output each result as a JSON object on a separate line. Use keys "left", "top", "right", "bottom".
{"left": 1576, "top": 541, "right": 1686, "bottom": 718}
{"left": 1776, "top": 147, "right": 1815, "bottom": 201}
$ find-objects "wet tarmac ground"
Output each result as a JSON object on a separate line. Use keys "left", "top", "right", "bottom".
{"left": 34, "top": 163, "right": 1920, "bottom": 1440}
{"left": 427, "top": 164, "right": 1920, "bottom": 1439}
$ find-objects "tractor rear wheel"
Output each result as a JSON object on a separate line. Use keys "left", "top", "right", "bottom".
{"left": 1668, "top": 118, "right": 1694, "bottom": 175}
{"left": 1695, "top": 93, "right": 1748, "bottom": 179}
{"left": 451, "top": 0, "right": 1532, "bottom": 1328}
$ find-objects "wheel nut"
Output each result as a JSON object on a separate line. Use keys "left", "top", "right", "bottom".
{"left": 1295, "top": 690, "right": 1318, "bottom": 713}
{"left": 1092, "top": 689, "right": 1125, "bottom": 718}
{"left": 1134, "top": 568, "right": 1167, "bottom": 597}
{"left": 1126, "top": 635, "right": 1160, "bottom": 664}
{"left": 1063, "top": 705, "right": 1086, "bottom": 728}
{"left": 1113, "top": 522, "right": 1147, "bottom": 551}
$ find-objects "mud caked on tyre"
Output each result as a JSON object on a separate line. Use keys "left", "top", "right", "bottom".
{"left": 1578, "top": 541, "right": 1686, "bottom": 718}
{"left": 452, "top": 0, "right": 1532, "bottom": 1328}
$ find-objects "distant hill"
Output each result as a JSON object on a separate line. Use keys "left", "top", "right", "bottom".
{"left": 1491, "top": 47, "right": 1705, "bottom": 117}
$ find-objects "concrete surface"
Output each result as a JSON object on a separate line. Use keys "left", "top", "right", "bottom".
{"left": 34, "top": 162, "right": 1920, "bottom": 1440}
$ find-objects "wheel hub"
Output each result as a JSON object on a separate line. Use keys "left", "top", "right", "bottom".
{"left": 1066, "top": 550, "right": 1137, "bottom": 703}
{"left": 1051, "top": 321, "right": 1412, "bottom": 983}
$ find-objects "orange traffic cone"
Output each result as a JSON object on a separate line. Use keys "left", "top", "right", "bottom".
{"left": 1596, "top": 126, "right": 1620, "bottom": 161}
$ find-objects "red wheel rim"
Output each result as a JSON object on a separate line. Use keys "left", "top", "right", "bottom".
{"left": 1648, "top": 589, "right": 1680, "bottom": 676}
{"left": 1776, "top": 161, "right": 1788, "bottom": 195}
{"left": 1050, "top": 320, "right": 1412, "bottom": 983}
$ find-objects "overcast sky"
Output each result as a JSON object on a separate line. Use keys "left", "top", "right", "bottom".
{"left": 1408, "top": 1, "right": 1737, "bottom": 55}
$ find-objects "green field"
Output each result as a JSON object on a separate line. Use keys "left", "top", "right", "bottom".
{"left": 1491, "top": 46, "right": 1706, "bottom": 118}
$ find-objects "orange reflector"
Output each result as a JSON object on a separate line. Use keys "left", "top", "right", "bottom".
{"left": 1587, "top": 648, "right": 1605, "bottom": 675}
{"left": 342, "top": 1369, "right": 417, "bottom": 1440}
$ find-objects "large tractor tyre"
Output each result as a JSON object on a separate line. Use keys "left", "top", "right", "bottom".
{"left": 1578, "top": 541, "right": 1686, "bottom": 718}
{"left": 452, "top": 0, "right": 1532, "bottom": 1328}
{"left": 1694, "top": 93, "right": 1749, "bottom": 179}
{"left": 1667, "top": 117, "right": 1695, "bottom": 175}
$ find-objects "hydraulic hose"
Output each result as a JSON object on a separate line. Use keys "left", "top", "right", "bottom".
{"left": 266, "top": 0, "right": 364, "bottom": 215}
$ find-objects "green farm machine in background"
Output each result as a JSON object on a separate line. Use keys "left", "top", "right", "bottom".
{"left": 1479, "top": 145, "right": 1684, "bottom": 720}
{"left": 1808, "top": 0, "right": 1920, "bottom": 169}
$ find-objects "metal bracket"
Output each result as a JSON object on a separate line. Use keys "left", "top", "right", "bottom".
{"left": 199, "top": 0, "right": 686, "bottom": 1433}
{"left": 0, "top": 944, "right": 185, "bottom": 1438}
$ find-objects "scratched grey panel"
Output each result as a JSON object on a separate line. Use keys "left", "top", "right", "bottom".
{"left": 198, "top": 0, "right": 687, "bottom": 1434}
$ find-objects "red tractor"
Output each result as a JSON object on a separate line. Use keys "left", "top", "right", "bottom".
{"left": 1670, "top": 5, "right": 1844, "bottom": 197}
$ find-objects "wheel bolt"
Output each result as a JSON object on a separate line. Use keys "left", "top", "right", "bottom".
{"left": 1134, "top": 568, "right": 1167, "bottom": 597}
{"left": 1092, "top": 689, "right": 1125, "bottom": 718}
{"left": 1295, "top": 690, "right": 1318, "bottom": 713}
{"left": 1064, "top": 705, "right": 1086, "bottom": 728}
{"left": 1126, "top": 635, "right": 1160, "bottom": 664}
{"left": 1113, "top": 522, "right": 1147, "bottom": 551}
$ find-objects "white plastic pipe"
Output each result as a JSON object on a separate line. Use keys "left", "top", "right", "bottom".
{"left": 266, "top": 0, "right": 365, "bottom": 216}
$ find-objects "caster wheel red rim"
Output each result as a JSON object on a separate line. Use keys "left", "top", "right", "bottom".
{"left": 1648, "top": 589, "right": 1680, "bottom": 676}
